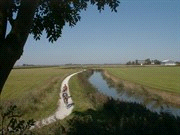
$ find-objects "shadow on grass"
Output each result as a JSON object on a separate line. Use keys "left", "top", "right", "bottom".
{"left": 34, "top": 70, "right": 180, "bottom": 134}
{"left": 67, "top": 98, "right": 180, "bottom": 135}
{"left": 65, "top": 70, "right": 180, "bottom": 135}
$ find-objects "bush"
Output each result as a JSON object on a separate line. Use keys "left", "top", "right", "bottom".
{"left": 0, "top": 105, "right": 35, "bottom": 135}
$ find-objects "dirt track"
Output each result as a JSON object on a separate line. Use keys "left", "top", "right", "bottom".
{"left": 30, "top": 70, "right": 84, "bottom": 129}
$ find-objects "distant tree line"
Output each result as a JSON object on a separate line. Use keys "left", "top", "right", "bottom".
{"left": 176, "top": 62, "right": 180, "bottom": 65}
{"left": 22, "top": 64, "right": 35, "bottom": 66}
{"left": 126, "top": 58, "right": 161, "bottom": 65}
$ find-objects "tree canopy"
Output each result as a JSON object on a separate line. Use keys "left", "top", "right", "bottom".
{"left": 0, "top": 0, "right": 119, "bottom": 93}
{"left": 31, "top": 0, "right": 120, "bottom": 42}
{"left": 4, "top": 0, "right": 119, "bottom": 42}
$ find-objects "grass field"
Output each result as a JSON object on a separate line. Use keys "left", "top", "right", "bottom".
{"left": 0, "top": 67, "right": 81, "bottom": 120}
{"left": 34, "top": 70, "right": 108, "bottom": 134}
{"left": 35, "top": 69, "right": 180, "bottom": 134}
{"left": 105, "top": 66, "right": 180, "bottom": 93}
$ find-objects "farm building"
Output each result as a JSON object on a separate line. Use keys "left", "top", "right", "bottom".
{"left": 161, "top": 60, "right": 176, "bottom": 66}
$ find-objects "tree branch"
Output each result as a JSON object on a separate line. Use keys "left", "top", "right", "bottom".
{"left": 0, "top": 0, "right": 8, "bottom": 45}
{"left": 0, "top": 0, "right": 40, "bottom": 94}
{"left": 10, "top": 0, "right": 40, "bottom": 48}
{"left": 7, "top": 8, "right": 15, "bottom": 28}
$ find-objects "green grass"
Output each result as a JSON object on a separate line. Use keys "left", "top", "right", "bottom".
{"left": 0, "top": 67, "right": 81, "bottom": 120}
{"left": 34, "top": 70, "right": 108, "bottom": 134}
{"left": 69, "top": 70, "right": 108, "bottom": 113}
{"left": 105, "top": 66, "right": 180, "bottom": 93}
{"left": 69, "top": 75, "right": 95, "bottom": 112}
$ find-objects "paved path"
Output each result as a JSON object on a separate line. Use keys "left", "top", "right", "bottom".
{"left": 30, "top": 70, "right": 84, "bottom": 129}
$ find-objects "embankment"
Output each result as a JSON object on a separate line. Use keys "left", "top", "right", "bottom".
{"left": 35, "top": 69, "right": 180, "bottom": 135}
{"left": 103, "top": 69, "right": 180, "bottom": 107}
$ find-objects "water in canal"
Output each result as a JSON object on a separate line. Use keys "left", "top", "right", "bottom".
{"left": 89, "top": 71, "right": 180, "bottom": 117}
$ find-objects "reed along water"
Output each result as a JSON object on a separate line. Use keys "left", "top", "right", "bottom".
{"left": 89, "top": 71, "right": 180, "bottom": 117}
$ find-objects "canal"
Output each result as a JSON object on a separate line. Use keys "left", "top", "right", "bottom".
{"left": 89, "top": 71, "right": 180, "bottom": 117}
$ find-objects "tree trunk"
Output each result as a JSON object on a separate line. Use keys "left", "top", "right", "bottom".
{"left": 0, "top": 0, "right": 39, "bottom": 94}
{"left": 0, "top": 34, "right": 23, "bottom": 93}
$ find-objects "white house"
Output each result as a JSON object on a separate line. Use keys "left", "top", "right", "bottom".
{"left": 161, "top": 60, "right": 176, "bottom": 66}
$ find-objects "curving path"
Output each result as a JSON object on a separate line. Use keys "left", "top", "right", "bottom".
{"left": 30, "top": 70, "right": 84, "bottom": 129}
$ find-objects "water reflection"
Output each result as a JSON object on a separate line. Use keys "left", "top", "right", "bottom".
{"left": 89, "top": 71, "right": 180, "bottom": 117}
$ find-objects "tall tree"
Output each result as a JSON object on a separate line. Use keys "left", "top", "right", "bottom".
{"left": 0, "top": 0, "right": 119, "bottom": 94}
{"left": 145, "top": 58, "right": 151, "bottom": 65}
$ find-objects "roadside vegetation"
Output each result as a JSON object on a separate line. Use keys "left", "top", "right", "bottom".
{"left": 34, "top": 70, "right": 108, "bottom": 134}
{"left": 0, "top": 67, "right": 81, "bottom": 120}
{"left": 35, "top": 69, "right": 180, "bottom": 134}
{"left": 70, "top": 70, "right": 108, "bottom": 112}
{"left": 1, "top": 67, "right": 180, "bottom": 134}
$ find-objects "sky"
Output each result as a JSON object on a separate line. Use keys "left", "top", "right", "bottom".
{"left": 15, "top": 0, "right": 180, "bottom": 65}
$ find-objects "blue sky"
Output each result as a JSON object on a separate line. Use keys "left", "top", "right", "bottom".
{"left": 16, "top": 0, "right": 180, "bottom": 65}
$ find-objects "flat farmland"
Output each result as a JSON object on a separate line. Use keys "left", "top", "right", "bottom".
{"left": 0, "top": 67, "right": 80, "bottom": 119}
{"left": 105, "top": 66, "right": 180, "bottom": 93}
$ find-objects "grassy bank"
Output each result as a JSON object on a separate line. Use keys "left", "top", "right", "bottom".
{"left": 105, "top": 66, "right": 180, "bottom": 93}
{"left": 35, "top": 70, "right": 180, "bottom": 134}
{"left": 34, "top": 70, "right": 108, "bottom": 134}
{"left": 0, "top": 67, "right": 81, "bottom": 120}
{"left": 69, "top": 70, "right": 108, "bottom": 112}
{"left": 2, "top": 68, "right": 180, "bottom": 134}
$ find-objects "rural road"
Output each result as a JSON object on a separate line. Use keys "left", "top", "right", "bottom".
{"left": 31, "top": 70, "right": 84, "bottom": 129}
